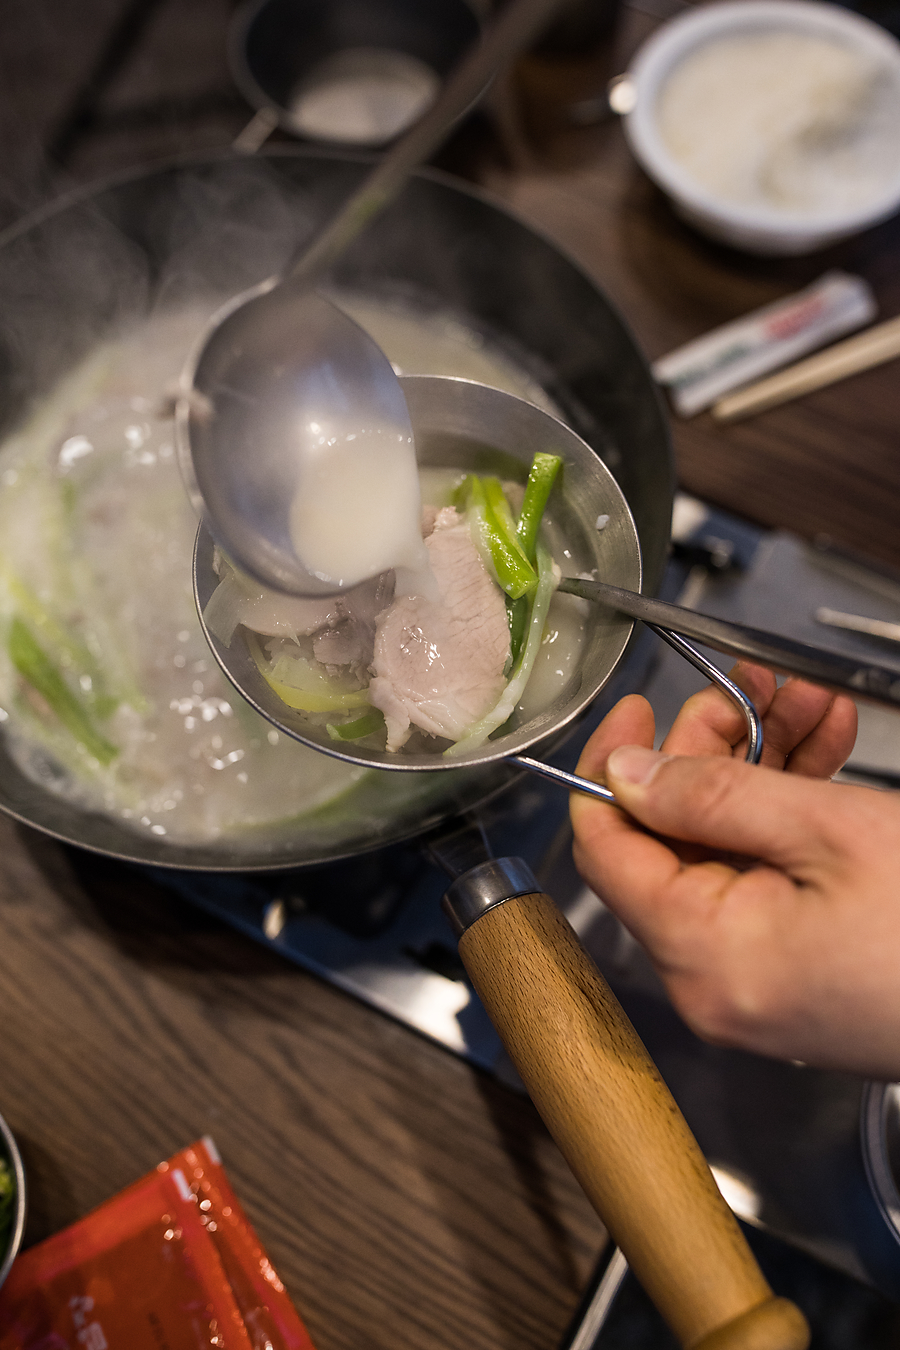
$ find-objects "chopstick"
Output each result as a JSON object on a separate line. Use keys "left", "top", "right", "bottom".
{"left": 816, "top": 606, "right": 900, "bottom": 644}
{"left": 711, "top": 312, "right": 900, "bottom": 422}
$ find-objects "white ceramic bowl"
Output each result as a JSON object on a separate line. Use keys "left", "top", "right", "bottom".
{"left": 623, "top": 0, "right": 900, "bottom": 255}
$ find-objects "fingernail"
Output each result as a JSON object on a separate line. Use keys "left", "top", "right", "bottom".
{"left": 607, "top": 745, "right": 668, "bottom": 786}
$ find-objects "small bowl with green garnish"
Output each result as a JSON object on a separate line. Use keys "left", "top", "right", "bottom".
{"left": 0, "top": 1110, "right": 26, "bottom": 1287}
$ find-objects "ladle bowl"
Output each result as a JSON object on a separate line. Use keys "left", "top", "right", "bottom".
{"left": 194, "top": 375, "right": 644, "bottom": 777}
{"left": 180, "top": 284, "right": 415, "bottom": 595}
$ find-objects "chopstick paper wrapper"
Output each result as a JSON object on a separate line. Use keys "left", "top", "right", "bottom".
{"left": 653, "top": 271, "right": 876, "bottom": 417}
{"left": 0, "top": 1137, "right": 317, "bottom": 1350}
{"left": 712, "top": 312, "right": 900, "bottom": 422}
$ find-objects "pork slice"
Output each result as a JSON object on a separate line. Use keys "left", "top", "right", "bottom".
{"left": 369, "top": 507, "right": 510, "bottom": 751}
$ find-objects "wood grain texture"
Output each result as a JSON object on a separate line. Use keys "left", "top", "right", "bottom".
{"left": 0, "top": 817, "right": 604, "bottom": 1350}
{"left": 458, "top": 892, "right": 808, "bottom": 1350}
{"left": 693, "top": 1299, "right": 810, "bottom": 1350}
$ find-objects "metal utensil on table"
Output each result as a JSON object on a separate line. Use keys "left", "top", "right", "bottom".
{"left": 816, "top": 606, "right": 900, "bottom": 646}
{"left": 177, "top": 0, "right": 570, "bottom": 597}
{"left": 196, "top": 375, "right": 809, "bottom": 1350}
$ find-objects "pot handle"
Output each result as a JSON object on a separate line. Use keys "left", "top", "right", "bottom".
{"left": 442, "top": 862, "right": 809, "bottom": 1350}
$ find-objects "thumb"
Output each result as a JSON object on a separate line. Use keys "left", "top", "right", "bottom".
{"left": 606, "top": 744, "right": 836, "bottom": 868}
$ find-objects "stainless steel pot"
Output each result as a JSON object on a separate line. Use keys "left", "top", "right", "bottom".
{"left": 0, "top": 148, "right": 673, "bottom": 870}
{"left": 229, "top": 0, "right": 484, "bottom": 148}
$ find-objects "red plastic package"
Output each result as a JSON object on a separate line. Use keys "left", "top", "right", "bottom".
{"left": 0, "top": 1137, "right": 316, "bottom": 1350}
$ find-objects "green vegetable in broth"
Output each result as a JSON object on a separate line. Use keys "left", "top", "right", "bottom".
{"left": 8, "top": 617, "right": 118, "bottom": 766}
{"left": 326, "top": 709, "right": 386, "bottom": 742}
{"left": 0, "top": 1157, "right": 15, "bottom": 1252}
{"left": 455, "top": 473, "right": 537, "bottom": 600}
{"left": 516, "top": 452, "right": 563, "bottom": 564}
{"left": 227, "top": 452, "right": 573, "bottom": 757}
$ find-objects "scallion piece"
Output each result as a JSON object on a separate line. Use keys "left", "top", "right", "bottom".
{"left": 246, "top": 632, "right": 371, "bottom": 713}
{"left": 459, "top": 474, "right": 537, "bottom": 600}
{"left": 516, "top": 453, "right": 563, "bottom": 563}
{"left": 8, "top": 616, "right": 118, "bottom": 765}
{"left": 506, "top": 595, "right": 529, "bottom": 668}
{"left": 445, "top": 541, "right": 559, "bottom": 756}
{"left": 326, "top": 710, "right": 385, "bottom": 742}
{"left": 482, "top": 476, "right": 520, "bottom": 545}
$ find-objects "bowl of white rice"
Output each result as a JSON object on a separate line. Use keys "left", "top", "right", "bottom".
{"left": 621, "top": 0, "right": 900, "bottom": 254}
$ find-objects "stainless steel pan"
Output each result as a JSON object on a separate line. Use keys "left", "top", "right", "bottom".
{"left": 0, "top": 149, "right": 673, "bottom": 870}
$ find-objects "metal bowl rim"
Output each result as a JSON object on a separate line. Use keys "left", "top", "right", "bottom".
{"left": 861, "top": 1080, "right": 900, "bottom": 1245}
{"left": 227, "top": 0, "right": 485, "bottom": 144}
{"left": 0, "top": 1109, "right": 26, "bottom": 1288}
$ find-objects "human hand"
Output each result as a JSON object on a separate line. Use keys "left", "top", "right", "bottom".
{"left": 569, "top": 664, "right": 900, "bottom": 1078}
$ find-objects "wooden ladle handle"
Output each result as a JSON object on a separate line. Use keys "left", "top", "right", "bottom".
{"left": 444, "top": 872, "right": 809, "bottom": 1350}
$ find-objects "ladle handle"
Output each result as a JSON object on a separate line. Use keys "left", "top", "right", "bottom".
{"left": 558, "top": 578, "right": 900, "bottom": 708}
{"left": 286, "top": 0, "right": 566, "bottom": 287}
{"left": 442, "top": 866, "right": 810, "bottom": 1350}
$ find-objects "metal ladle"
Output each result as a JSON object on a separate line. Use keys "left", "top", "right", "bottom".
{"left": 176, "top": 0, "right": 571, "bottom": 596}
{"left": 194, "top": 373, "right": 900, "bottom": 806}
{"left": 193, "top": 377, "right": 769, "bottom": 804}
{"left": 194, "top": 376, "right": 900, "bottom": 808}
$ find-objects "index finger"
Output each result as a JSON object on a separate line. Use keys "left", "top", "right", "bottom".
{"left": 661, "top": 662, "right": 777, "bottom": 759}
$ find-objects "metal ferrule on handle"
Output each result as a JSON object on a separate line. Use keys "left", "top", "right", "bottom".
{"left": 442, "top": 857, "right": 540, "bottom": 937}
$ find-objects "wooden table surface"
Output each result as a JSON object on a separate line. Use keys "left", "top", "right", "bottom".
{"left": 2, "top": 2, "right": 900, "bottom": 1347}
{"left": 0, "top": 820, "right": 603, "bottom": 1348}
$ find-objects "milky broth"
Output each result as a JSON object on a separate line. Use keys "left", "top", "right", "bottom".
{"left": 331, "top": 292, "right": 558, "bottom": 411}
{"left": 289, "top": 420, "right": 429, "bottom": 591}
{"left": 0, "top": 294, "right": 587, "bottom": 844}
{"left": 287, "top": 293, "right": 557, "bottom": 600}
